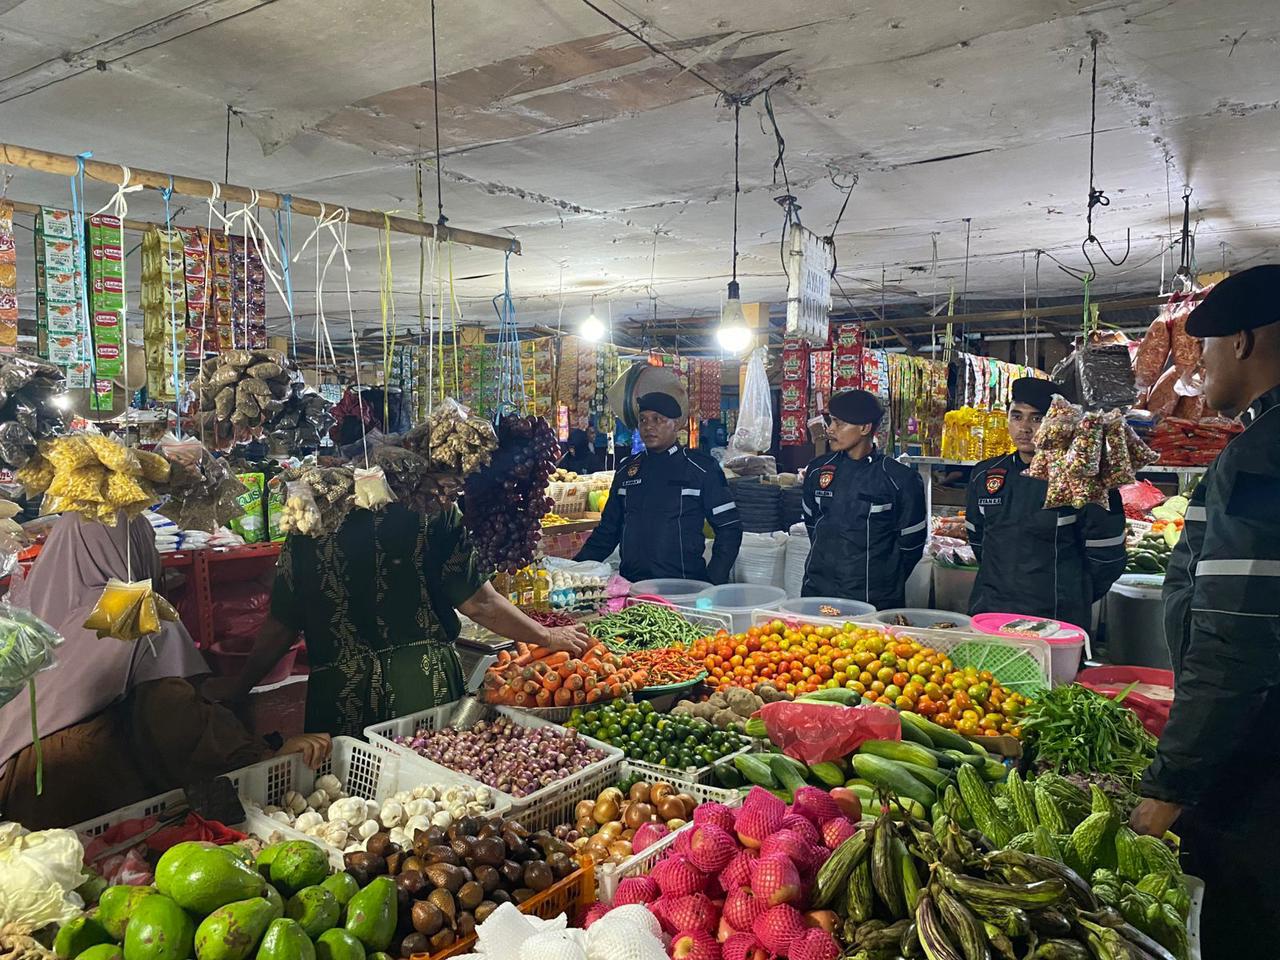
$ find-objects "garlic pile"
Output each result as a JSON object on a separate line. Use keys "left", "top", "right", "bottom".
{"left": 242, "top": 774, "right": 494, "bottom": 855}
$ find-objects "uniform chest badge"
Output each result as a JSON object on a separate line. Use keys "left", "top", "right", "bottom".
{"left": 985, "top": 472, "right": 1005, "bottom": 494}
{"left": 818, "top": 469, "right": 835, "bottom": 490}
{"left": 626, "top": 464, "right": 640, "bottom": 477}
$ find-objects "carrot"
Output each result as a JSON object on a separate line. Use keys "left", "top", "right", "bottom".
{"left": 541, "top": 651, "right": 569, "bottom": 668}
{"left": 535, "top": 689, "right": 552, "bottom": 707}
{"left": 572, "top": 689, "right": 586, "bottom": 704}
{"left": 554, "top": 687, "right": 572, "bottom": 707}
{"left": 565, "top": 674, "right": 584, "bottom": 691}
{"left": 586, "top": 687, "right": 603, "bottom": 703}
{"left": 542, "top": 673, "right": 562, "bottom": 692}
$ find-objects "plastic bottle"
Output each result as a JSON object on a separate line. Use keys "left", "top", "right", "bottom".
{"left": 534, "top": 568, "right": 550, "bottom": 611}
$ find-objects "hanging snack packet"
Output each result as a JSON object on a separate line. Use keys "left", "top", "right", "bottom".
{"left": 353, "top": 465, "right": 395, "bottom": 510}
{"left": 229, "top": 472, "right": 265, "bottom": 543}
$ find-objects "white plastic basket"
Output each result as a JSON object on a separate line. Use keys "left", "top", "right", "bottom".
{"left": 748, "top": 609, "right": 1053, "bottom": 690}
{"left": 72, "top": 789, "right": 188, "bottom": 839}
{"left": 622, "top": 739, "right": 754, "bottom": 787}
{"left": 364, "top": 704, "right": 623, "bottom": 831}
{"left": 224, "top": 736, "right": 511, "bottom": 867}
{"left": 595, "top": 768, "right": 743, "bottom": 903}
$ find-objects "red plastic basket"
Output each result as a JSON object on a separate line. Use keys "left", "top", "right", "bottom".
{"left": 1075, "top": 665, "right": 1174, "bottom": 737}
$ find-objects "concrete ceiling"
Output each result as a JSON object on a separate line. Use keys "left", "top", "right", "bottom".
{"left": 1, "top": 0, "right": 1278, "bottom": 352}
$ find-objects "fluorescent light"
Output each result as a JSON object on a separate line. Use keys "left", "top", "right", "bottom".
{"left": 716, "top": 280, "right": 752, "bottom": 353}
{"left": 579, "top": 313, "right": 605, "bottom": 342}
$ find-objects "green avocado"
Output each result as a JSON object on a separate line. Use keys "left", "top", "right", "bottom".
{"left": 315, "top": 929, "right": 366, "bottom": 960}
{"left": 284, "top": 886, "right": 340, "bottom": 938}
{"left": 53, "top": 915, "right": 113, "bottom": 958}
{"left": 255, "top": 918, "right": 316, "bottom": 960}
{"left": 342, "top": 877, "right": 396, "bottom": 953}
{"left": 76, "top": 947, "right": 123, "bottom": 960}
{"left": 220, "top": 844, "right": 256, "bottom": 869}
{"left": 164, "top": 848, "right": 266, "bottom": 915}
{"left": 122, "top": 894, "right": 195, "bottom": 960}
{"left": 262, "top": 884, "right": 285, "bottom": 921}
{"left": 96, "top": 885, "right": 158, "bottom": 941}
{"left": 318, "top": 873, "right": 359, "bottom": 910}
{"left": 267, "top": 841, "right": 329, "bottom": 897}
{"left": 193, "top": 897, "right": 276, "bottom": 960}
{"left": 155, "top": 841, "right": 216, "bottom": 895}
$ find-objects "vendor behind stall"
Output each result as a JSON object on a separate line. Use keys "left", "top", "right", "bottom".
{"left": 212, "top": 502, "right": 592, "bottom": 737}
{"left": 801, "top": 389, "right": 928, "bottom": 608}
{"left": 574, "top": 392, "right": 742, "bottom": 583}
{"left": 1129, "top": 265, "right": 1280, "bottom": 955}
{"left": 0, "top": 512, "right": 330, "bottom": 829}
{"left": 965, "top": 377, "right": 1126, "bottom": 629}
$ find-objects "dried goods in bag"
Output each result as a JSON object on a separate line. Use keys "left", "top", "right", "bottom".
{"left": 1133, "top": 315, "right": 1171, "bottom": 387}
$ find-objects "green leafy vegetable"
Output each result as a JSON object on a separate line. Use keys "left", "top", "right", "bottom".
{"left": 1020, "top": 682, "right": 1156, "bottom": 785}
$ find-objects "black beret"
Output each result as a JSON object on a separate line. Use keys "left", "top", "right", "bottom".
{"left": 828, "top": 389, "right": 883, "bottom": 425}
{"left": 637, "top": 392, "right": 682, "bottom": 419}
{"left": 1010, "top": 377, "right": 1057, "bottom": 413}
{"left": 1185, "top": 265, "right": 1280, "bottom": 337}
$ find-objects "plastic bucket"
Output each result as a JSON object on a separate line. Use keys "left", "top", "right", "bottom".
{"left": 1046, "top": 636, "right": 1085, "bottom": 686}
{"left": 629, "top": 578, "right": 712, "bottom": 606}
{"left": 873, "top": 607, "right": 972, "bottom": 630}
{"left": 779, "top": 596, "right": 876, "bottom": 622}
{"left": 694, "top": 583, "right": 787, "bottom": 633}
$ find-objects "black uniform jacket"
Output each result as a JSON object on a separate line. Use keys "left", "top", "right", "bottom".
{"left": 1141, "top": 385, "right": 1280, "bottom": 809}
{"left": 801, "top": 449, "right": 927, "bottom": 609}
{"left": 575, "top": 444, "right": 742, "bottom": 584}
{"left": 966, "top": 454, "right": 1126, "bottom": 630}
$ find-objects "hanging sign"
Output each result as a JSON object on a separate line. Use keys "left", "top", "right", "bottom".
{"left": 784, "top": 224, "right": 833, "bottom": 345}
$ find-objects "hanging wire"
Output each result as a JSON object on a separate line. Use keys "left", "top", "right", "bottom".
{"left": 731, "top": 101, "right": 741, "bottom": 287}
{"left": 1174, "top": 186, "right": 1195, "bottom": 290}
{"left": 429, "top": 0, "right": 447, "bottom": 225}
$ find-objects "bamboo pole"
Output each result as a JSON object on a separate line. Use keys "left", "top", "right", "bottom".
{"left": 0, "top": 140, "right": 521, "bottom": 254}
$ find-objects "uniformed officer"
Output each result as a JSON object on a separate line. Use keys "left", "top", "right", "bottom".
{"left": 1129, "top": 265, "right": 1280, "bottom": 954}
{"left": 575, "top": 393, "right": 742, "bottom": 583}
{"left": 965, "top": 377, "right": 1126, "bottom": 629}
{"left": 801, "top": 389, "right": 927, "bottom": 608}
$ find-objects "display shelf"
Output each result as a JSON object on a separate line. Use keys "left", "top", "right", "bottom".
{"left": 908, "top": 455, "right": 1207, "bottom": 477}
{"left": 540, "top": 517, "right": 601, "bottom": 536}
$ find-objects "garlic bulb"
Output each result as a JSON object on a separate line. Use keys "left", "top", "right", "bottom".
{"left": 447, "top": 802, "right": 466, "bottom": 820}
{"left": 283, "top": 791, "right": 307, "bottom": 816}
{"left": 321, "top": 824, "right": 349, "bottom": 847}
{"left": 405, "top": 815, "right": 430, "bottom": 837}
{"left": 404, "top": 798, "right": 433, "bottom": 819}
{"left": 344, "top": 842, "right": 364, "bottom": 854}
{"left": 388, "top": 827, "right": 411, "bottom": 849}
{"left": 306, "top": 790, "right": 329, "bottom": 811}
{"left": 315, "top": 774, "right": 343, "bottom": 800}
{"left": 263, "top": 804, "right": 282, "bottom": 816}
{"left": 364, "top": 799, "right": 380, "bottom": 822}
{"left": 358, "top": 819, "right": 381, "bottom": 840}
{"left": 328, "top": 797, "right": 365, "bottom": 824}
{"left": 415, "top": 785, "right": 438, "bottom": 802}
{"left": 270, "top": 811, "right": 291, "bottom": 824}
{"left": 379, "top": 800, "right": 404, "bottom": 829}
{"left": 431, "top": 810, "right": 453, "bottom": 829}
{"left": 294, "top": 811, "right": 324, "bottom": 831}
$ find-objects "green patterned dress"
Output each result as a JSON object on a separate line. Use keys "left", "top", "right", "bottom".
{"left": 269, "top": 503, "right": 488, "bottom": 737}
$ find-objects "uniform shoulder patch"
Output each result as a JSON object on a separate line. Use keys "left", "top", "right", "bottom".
{"left": 984, "top": 470, "right": 1005, "bottom": 495}
{"left": 817, "top": 467, "right": 836, "bottom": 489}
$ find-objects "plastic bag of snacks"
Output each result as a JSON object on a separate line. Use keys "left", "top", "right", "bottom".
{"left": 352, "top": 464, "right": 395, "bottom": 510}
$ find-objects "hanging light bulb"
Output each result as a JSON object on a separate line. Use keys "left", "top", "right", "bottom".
{"left": 716, "top": 101, "right": 752, "bottom": 355}
{"left": 579, "top": 312, "right": 605, "bottom": 342}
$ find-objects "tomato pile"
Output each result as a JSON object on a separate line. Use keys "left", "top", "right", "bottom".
{"left": 687, "top": 619, "right": 1030, "bottom": 738}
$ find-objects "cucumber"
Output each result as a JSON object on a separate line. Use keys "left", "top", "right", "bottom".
{"left": 943, "top": 749, "right": 986, "bottom": 769}
{"left": 809, "top": 761, "right": 846, "bottom": 788}
{"left": 798, "top": 688, "right": 863, "bottom": 706}
{"left": 982, "top": 758, "right": 1010, "bottom": 782}
{"left": 852, "top": 754, "right": 936, "bottom": 809}
{"left": 734, "top": 753, "right": 778, "bottom": 788}
{"left": 900, "top": 762, "right": 951, "bottom": 791}
{"left": 857, "top": 739, "right": 940, "bottom": 769}
{"left": 897, "top": 716, "right": 935, "bottom": 747}
{"left": 900, "top": 711, "right": 977, "bottom": 753}
{"left": 767, "top": 753, "right": 808, "bottom": 801}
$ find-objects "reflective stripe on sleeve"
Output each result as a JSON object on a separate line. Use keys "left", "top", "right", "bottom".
{"left": 680, "top": 488, "right": 700, "bottom": 497}
{"left": 617, "top": 488, "right": 626, "bottom": 496}
{"left": 964, "top": 520, "right": 977, "bottom": 532}
{"left": 1057, "top": 514, "right": 1077, "bottom": 526}
{"left": 1184, "top": 505, "right": 1207, "bottom": 522}
{"left": 869, "top": 503, "right": 892, "bottom": 513}
{"left": 712, "top": 501, "right": 737, "bottom": 515}
{"left": 1085, "top": 534, "right": 1125, "bottom": 548}
{"left": 1195, "top": 559, "right": 1280, "bottom": 577}
{"left": 899, "top": 518, "right": 928, "bottom": 536}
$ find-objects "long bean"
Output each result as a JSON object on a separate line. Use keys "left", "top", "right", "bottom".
{"left": 587, "top": 603, "right": 709, "bottom": 651}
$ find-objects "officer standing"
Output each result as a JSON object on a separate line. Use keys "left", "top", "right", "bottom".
{"left": 965, "top": 377, "right": 1126, "bottom": 628}
{"left": 575, "top": 393, "right": 742, "bottom": 583}
{"left": 1129, "top": 266, "right": 1280, "bottom": 954}
{"left": 801, "top": 389, "right": 927, "bottom": 608}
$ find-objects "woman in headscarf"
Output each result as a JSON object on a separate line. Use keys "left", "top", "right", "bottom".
{"left": 0, "top": 512, "right": 329, "bottom": 829}
{"left": 558, "top": 427, "right": 602, "bottom": 475}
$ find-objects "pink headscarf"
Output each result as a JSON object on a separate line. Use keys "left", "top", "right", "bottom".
{"left": 0, "top": 513, "right": 207, "bottom": 773}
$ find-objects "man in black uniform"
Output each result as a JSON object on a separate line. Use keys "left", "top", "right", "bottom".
{"left": 966, "top": 378, "right": 1126, "bottom": 629}
{"left": 801, "top": 390, "right": 927, "bottom": 608}
{"left": 1129, "top": 266, "right": 1280, "bottom": 954}
{"left": 575, "top": 393, "right": 742, "bottom": 583}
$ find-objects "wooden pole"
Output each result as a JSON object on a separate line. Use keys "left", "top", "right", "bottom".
{"left": 0, "top": 140, "right": 521, "bottom": 254}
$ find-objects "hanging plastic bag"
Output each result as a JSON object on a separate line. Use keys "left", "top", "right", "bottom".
{"left": 280, "top": 479, "right": 323, "bottom": 536}
{"left": 729, "top": 346, "right": 773, "bottom": 455}
{"left": 758, "top": 700, "right": 901, "bottom": 766}
{"left": 82, "top": 578, "right": 178, "bottom": 641}
{"left": 0, "top": 602, "right": 62, "bottom": 710}
{"left": 353, "top": 464, "right": 396, "bottom": 510}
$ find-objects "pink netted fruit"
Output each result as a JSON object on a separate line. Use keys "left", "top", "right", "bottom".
{"left": 820, "top": 818, "right": 858, "bottom": 850}
{"left": 651, "top": 855, "right": 708, "bottom": 898}
{"left": 633, "top": 822, "right": 671, "bottom": 853}
{"left": 693, "top": 802, "right": 737, "bottom": 832}
{"left": 665, "top": 893, "right": 718, "bottom": 935}
{"left": 790, "top": 928, "right": 841, "bottom": 960}
{"left": 689, "top": 823, "right": 738, "bottom": 873}
{"left": 790, "top": 787, "right": 840, "bottom": 826}
{"left": 723, "top": 887, "right": 764, "bottom": 931}
{"left": 779, "top": 814, "right": 823, "bottom": 847}
{"left": 751, "top": 904, "right": 807, "bottom": 956}
{"left": 614, "top": 875, "right": 660, "bottom": 906}
{"left": 582, "top": 902, "right": 610, "bottom": 928}
{"left": 671, "top": 930, "right": 722, "bottom": 960}
{"left": 735, "top": 789, "right": 786, "bottom": 849}
{"left": 750, "top": 855, "right": 802, "bottom": 907}
{"left": 722, "top": 933, "right": 765, "bottom": 960}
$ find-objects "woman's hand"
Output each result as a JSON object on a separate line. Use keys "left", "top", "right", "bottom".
{"left": 540, "top": 624, "right": 592, "bottom": 657}
{"left": 278, "top": 733, "right": 332, "bottom": 769}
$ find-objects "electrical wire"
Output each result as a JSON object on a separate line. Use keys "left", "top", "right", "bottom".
{"left": 430, "top": 0, "right": 447, "bottom": 225}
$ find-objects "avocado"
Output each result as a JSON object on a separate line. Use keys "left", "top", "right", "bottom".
{"left": 285, "top": 886, "right": 340, "bottom": 938}
{"left": 155, "top": 841, "right": 216, "bottom": 895}
{"left": 262, "top": 884, "right": 285, "bottom": 921}
{"left": 165, "top": 848, "right": 266, "bottom": 915}
{"left": 319, "top": 873, "right": 360, "bottom": 910}
{"left": 343, "top": 876, "right": 396, "bottom": 953}
{"left": 255, "top": 918, "right": 316, "bottom": 960}
{"left": 267, "top": 841, "right": 330, "bottom": 897}
{"left": 96, "top": 885, "right": 158, "bottom": 940}
{"left": 220, "top": 844, "right": 256, "bottom": 869}
{"left": 193, "top": 897, "right": 276, "bottom": 960}
{"left": 76, "top": 947, "right": 123, "bottom": 960}
{"left": 315, "top": 929, "right": 366, "bottom": 960}
{"left": 53, "top": 914, "right": 113, "bottom": 958}
{"left": 254, "top": 845, "right": 282, "bottom": 881}
{"left": 122, "top": 894, "right": 195, "bottom": 960}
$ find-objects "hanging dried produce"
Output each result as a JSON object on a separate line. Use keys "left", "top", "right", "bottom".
{"left": 192, "top": 348, "right": 297, "bottom": 438}
{"left": 276, "top": 464, "right": 356, "bottom": 536}
{"left": 154, "top": 445, "right": 247, "bottom": 532}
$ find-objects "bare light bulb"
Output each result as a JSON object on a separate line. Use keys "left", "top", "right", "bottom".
{"left": 579, "top": 313, "right": 605, "bottom": 342}
{"left": 716, "top": 280, "right": 752, "bottom": 353}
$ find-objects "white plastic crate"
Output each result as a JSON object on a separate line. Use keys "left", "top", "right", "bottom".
{"left": 594, "top": 764, "right": 744, "bottom": 902}
{"left": 749, "top": 609, "right": 1052, "bottom": 690}
{"left": 364, "top": 703, "right": 623, "bottom": 828}
{"left": 225, "top": 736, "right": 511, "bottom": 867}
{"left": 72, "top": 789, "right": 188, "bottom": 838}
{"left": 623, "top": 739, "right": 754, "bottom": 787}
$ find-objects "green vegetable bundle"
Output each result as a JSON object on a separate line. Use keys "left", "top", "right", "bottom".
{"left": 586, "top": 602, "right": 709, "bottom": 652}
{"left": 1020, "top": 683, "right": 1157, "bottom": 785}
